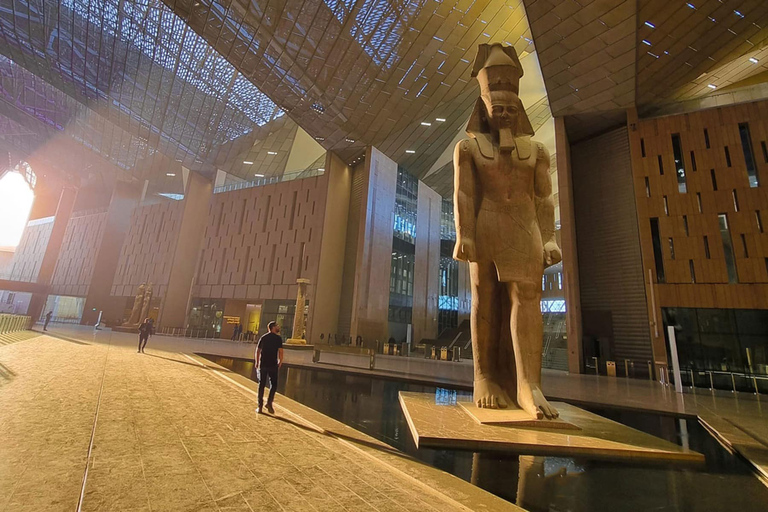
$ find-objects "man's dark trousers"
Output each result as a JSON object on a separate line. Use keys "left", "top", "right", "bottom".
{"left": 258, "top": 367, "right": 278, "bottom": 407}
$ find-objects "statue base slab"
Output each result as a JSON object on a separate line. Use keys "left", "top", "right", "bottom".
{"left": 457, "top": 401, "right": 580, "bottom": 430}
{"left": 399, "top": 392, "right": 704, "bottom": 464}
{"left": 285, "top": 338, "right": 308, "bottom": 345}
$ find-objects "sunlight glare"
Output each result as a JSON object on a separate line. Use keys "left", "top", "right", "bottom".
{"left": 0, "top": 171, "right": 34, "bottom": 248}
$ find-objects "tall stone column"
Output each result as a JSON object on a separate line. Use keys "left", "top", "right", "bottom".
{"left": 157, "top": 171, "right": 212, "bottom": 328}
{"left": 555, "top": 117, "right": 583, "bottom": 374}
{"left": 28, "top": 185, "right": 78, "bottom": 323}
{"left": 286, "top": 278, "right": 310, "bottom": 345}
{"left": 81, "top": 180, "right": 143, "bottom": 325}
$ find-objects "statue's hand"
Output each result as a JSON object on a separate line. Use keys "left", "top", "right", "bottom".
{"left": 543, "top": 241, "right": 562, "bottom": 267}
{"left": 454, "top": 238, "right": 477, "bottom": 262}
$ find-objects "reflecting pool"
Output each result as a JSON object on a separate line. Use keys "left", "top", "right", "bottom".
{"left": 203, "top": 356, "right": 768, "bottom": 512}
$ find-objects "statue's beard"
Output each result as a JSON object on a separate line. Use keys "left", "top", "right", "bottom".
{"left": 490, "top": 120, "right": 517, "bottom": 152}
{"left": 498, "top": 126, "right": 515, "bottom": 152}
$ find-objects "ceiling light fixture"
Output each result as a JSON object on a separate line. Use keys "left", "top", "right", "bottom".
{"left": 255, "top": 173, "right": 265, "bottom": 177}
{"left": 750, "top": 57, "right": 759, "bottom": 63}
{"left": 734, "top": 10, "right": 744, "bottom": 18}
{"left": 267, "top": 151, "right": 277, "bottom": 155}
{"left": 345, "top": 138, "right": 355, "bottom": 143}
{"left": 166, "top": 173, "right": 176, "bottom": 177}
{"left": 686, "top": 3, "right": 695, "bottom": 9}
{"left": 644, "top": 21, "right": 656, "bottom": 28}
{"left": 243, "top": 160, "right": 254, "bottom": 164}
{"left": 421, "top": 122, "right": 432, "bottom": 126}
{"left": 405, "top": 150, "right": 415, "bottom": 154}
{"left": 642, "top": 39, "right": 652, "bottom": 46}
{"left": 707, "top": 84, "right": 717, "bottom": 89}
{"left": 436, "top": 118, "right": 446, "bottom": 122}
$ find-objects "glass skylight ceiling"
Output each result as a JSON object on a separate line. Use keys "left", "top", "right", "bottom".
{"left": 324, "top": 0, "right": 425, "bottom": 68}
{"left": 0, "top": 0, "right": 282, "bottom": 172}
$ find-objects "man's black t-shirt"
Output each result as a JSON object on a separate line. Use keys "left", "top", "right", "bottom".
{"left": 256, "top": 332, "right": 283, "bottom": 368}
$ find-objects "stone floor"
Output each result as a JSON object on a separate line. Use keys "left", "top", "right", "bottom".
{"left": 13, "top": 323, "right": 768, "bottom": 495}
{"left": 0, "top": 332, "right": 519, "bottom": 511}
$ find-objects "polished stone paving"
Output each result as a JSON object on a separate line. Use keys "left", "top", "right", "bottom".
{"left": 0, "top": 333, "right": 520, "bottom": 511}
{"left": 22, "top": 324, "right": 768, "bottom": 489}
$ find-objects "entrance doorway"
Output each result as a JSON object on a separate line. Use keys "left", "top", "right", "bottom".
{"left": 245, "top": 303, "right": 261, "bottom": 339}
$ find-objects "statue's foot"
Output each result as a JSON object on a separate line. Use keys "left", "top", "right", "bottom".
{"left": 473, "top": 378, "right": 511, "bottom": 409}
{"left": 517, "top": 385, "right": 559, "bottom": 420}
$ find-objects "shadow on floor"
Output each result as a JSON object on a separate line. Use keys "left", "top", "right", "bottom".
{"left": 0, "top": 362, "right": 16, "bottom": 381}
{"left": 144, "top": 352, "right": 233, "bottom": 373}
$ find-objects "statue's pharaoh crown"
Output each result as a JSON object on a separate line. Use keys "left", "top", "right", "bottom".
{"left": 472, "top": 43, "right": 524, "bottom": 97}
{"left": 466, "top": 43, "right": 534, "bottom": 156}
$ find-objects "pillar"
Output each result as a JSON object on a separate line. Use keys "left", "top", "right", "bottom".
{"left": 554, "top": 117, "right": 584, "bottom": 374}
{"left": 307, "top": 152, "right": 351, "bottom": 342}
{"left": 340, "top": 146, "right": 397, "bottom": 344}
{"left": 81, "top": 180, "right": 143, "bottom": 325}
{"left": 27, "top": 186, "right": 78, "bottom": 323}
{"left": 286, "top": 278, "right": 310, "bottom": 345}
{"left": 412, "top": 181, "right": 441, "bottom": 344}
{"left": 157, "top": 171, "right": 212, "bottom": 328}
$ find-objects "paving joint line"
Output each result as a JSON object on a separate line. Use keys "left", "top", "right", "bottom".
{"left": 76, "top": 334, "right": 112, "bottom": 512}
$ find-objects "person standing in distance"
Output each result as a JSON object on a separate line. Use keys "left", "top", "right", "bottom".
{"left": 138, "top": 317, "right": 151, "bottom": 353}
{"left": 255, "top": 321, "right": 283, "bottom": 414}
{"left": 43, "top": 310, "right": 52, "bottom": 331}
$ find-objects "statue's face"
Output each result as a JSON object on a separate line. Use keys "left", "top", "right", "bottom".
{"left": 483, "top": 90, "right": 519, "bottom": 132}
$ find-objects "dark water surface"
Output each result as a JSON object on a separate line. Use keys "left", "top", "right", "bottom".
{"left": 203, "top": 355, "right": 768, "bottom": 512}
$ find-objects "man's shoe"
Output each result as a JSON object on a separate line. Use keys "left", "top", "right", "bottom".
{"left": 266, "top": 404, "right": 275, "bottom": 414}
{"left": 256, "top": 406, "right": 264, "bottom": 414}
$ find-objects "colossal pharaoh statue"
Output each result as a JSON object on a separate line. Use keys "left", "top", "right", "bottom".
{"left": 453, "top": 43, "right": 562, "bottom": 419}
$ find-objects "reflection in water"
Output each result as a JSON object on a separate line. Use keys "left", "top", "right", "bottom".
{"left": 204, "top": 356, "right": 768, "bottom": 512}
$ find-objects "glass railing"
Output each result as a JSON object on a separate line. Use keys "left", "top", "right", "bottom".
{"left": 213, "top": 168, "right": 325, "bottom": 194}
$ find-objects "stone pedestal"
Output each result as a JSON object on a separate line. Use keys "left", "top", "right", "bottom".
{"left": 286, "top": 278, "right": 310, "bottom": 345}
{"left": 398, "top": 392, "right": 704, "bottom": 464}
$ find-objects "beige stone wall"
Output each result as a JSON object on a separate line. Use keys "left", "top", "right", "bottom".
{"left": 50, "top": 211, "right": 108, "bottom": 297}
{"left": 9, "top": 217, "right": 54, "bottom": 282}
{"left": 110, "top": 200, "right": 185, "bottom": 298}
{"left": 192, "top": 174, "right": 328, "bottom": 303}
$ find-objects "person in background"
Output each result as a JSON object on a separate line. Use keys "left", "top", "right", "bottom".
{"left": 148, "top": 317, "right": 155, "bottom": 337}
{"left": 138, "top": 318, "right": 151, "bottom": 353}
{"left": 43, "top": 310, "right": 52, "bottom": 331}
{"left": 255, "top": 321, "right": 283, "bottom": 414}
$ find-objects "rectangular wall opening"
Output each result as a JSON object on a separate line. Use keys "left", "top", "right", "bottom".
{"left": 718, "top": 214, "right": 738, "bottom": 284}
{"left": 738, "top": 122, "right": 760, "bottom": 187}
{"left": 671, "top": 134, "right": 687, "bottom": 192}
{"left": 689, "top": 260, "right": 696, "bottom": 283}
{"left": 710, "top": 169, "right": 718, "bottom": 190}
{"left": 704, "top": 236, "right": 710, "bottom": 259}
{"left": 650, "top": 218, "right": 665, "bottom": 283}
{"left": 704, "top": 129, "right": 710, "bottom": 149}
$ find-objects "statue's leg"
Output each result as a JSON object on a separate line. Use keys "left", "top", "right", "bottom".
{"left": 470, "top": 262, "right": 510, "bottom": 408}
{"left": 508, "top": 281, "right": 559, "bottom": 419}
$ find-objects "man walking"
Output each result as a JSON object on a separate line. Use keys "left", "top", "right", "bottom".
{"left": 255, "top": 321, "right": 283, "bottom": 414}
{"left": 43, "top": 310, "right": 52, "bottom": 331}
{"left": 138, "top": 317, "right": 151, "bottom": 353}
